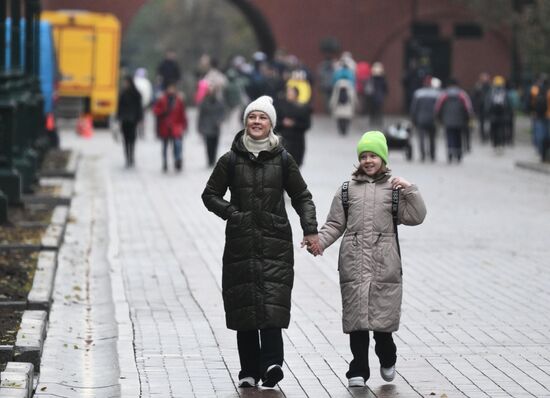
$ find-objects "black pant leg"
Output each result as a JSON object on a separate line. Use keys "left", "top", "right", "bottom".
{"left": 418, "top": 126, "right": 427, "bottom": 160}
{"left": 259, "top": 328, "right": 284, "bottom": 377}
{"left": 373, "top": 331, "right": 397, "bottom": 368}
{"left": 346, "top": 331, "right": 370, "bottom": 380}
{"left": 428, "top": 125, "right": 436, "bottom": 161}
{"left": 296, "top": 132, "right": 305, "bottom": 167}
{"left": 205, "top": 135, "right": 219, "bottom": 166}
{"left": 121, "top": 122, "right": 136, "bottom": 165}
{"left": 237, "top": 330, "right": 261, "bottom": 381}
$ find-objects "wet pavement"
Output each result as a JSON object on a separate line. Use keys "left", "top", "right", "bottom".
{"left": 35, "top": 111, "right": 550, "bottom": 397}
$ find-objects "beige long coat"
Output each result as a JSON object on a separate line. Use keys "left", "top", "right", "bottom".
{"left": 318, "top": 172, "right": 426, "bottom": 333}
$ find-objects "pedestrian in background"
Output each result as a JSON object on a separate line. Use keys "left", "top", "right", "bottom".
{"left": 365, "top": 62, "right": 388, "bottom": 127}
{"left": 309, "top": 131, "right": 426, "bottom": 388}
{"left": 156, "top": 50, "right": 181, "bottom": 90}
{"left": 153, "top": 83, "right": 188, "bottom": 172}
{"left": 472, "top": 72, "right": 491, "bottom": 143}
{"left": 330, "top": 77, "right": 356, "bottom": 136}
{"left": 117, "top": 76, "right": 143, "bottom": 168}
{"left": 202, "top": 96, "right": 319, "bottom": 389}
{"left": 435, "top": 78, "right": 473, "bottom": 163}
{"left": 275, "top": 86, "right": 312, "bottom": 167}
{"left": 410, "top": 76, "right": 441, "bottom": 162}
{"left": 134, "top": 68, "right": 153, "bottom": 139}
{"left": 198, "top": 86, "right": 225, "bottom": 167}
{"left": 485, "top": 75, "right": 513, "bottom": 153}
{"left": 528, "top": 74, "right": 550, "bottom": 161}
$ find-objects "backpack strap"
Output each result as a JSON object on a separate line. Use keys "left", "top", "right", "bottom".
{"left": 392, "top": 188, "right": 401, "bottom": 258}
{"left": 281, "top": 149, "right": 289, "bottom": 187}
{"left": 228, "top": 150, "right": 237, "bottom": 187}
{"left": 341, "top": 181, "right": 350, "bottom": 221}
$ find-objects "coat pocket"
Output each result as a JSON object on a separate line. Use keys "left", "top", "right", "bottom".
{"left": 373, "top": 233, "right": 402, "bottom": 283}
{"left": 368, "top": 281, "right": 402, "bottom": 332}
{"left": 338, "top": 232, "right": 359, "bottom": 283}
{"left": 225, "top": 211, "right": 249, "bottom": 238}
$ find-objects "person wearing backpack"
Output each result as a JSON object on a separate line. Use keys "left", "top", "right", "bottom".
{"left": 306, "top": 131, "right": 426, "bottom": 388}
{"left": 485, "top": 75, "right": 512, "bottom": 152}
{"left": 435, "top": 78, "right": 474, "bottom": 163}
{"left": 528, "top": 75, "right": 550, "bottom": 161}
{"left": 410, "top": 76, "right": 441, "bottom": 161}
{"left": 330, "top": 78, "right": 356, "bottom": 136}
{"left": 201, "top": 95, "right": 319, "bottom": 389}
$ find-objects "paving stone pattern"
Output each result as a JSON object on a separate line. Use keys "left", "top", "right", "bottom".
{"left": 36, "top": 112, "right": 550, "bottom": 397}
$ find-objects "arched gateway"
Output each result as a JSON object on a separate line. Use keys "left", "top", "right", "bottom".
{"left": 41, "top": 0, "right": 512, "bottom": 113}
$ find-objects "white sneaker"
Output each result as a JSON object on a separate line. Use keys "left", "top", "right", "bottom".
{"left": 380, "top": 365, "right": 396, "bottom": 382}
{"left": 262, "top": 364, "right": 284, "bottom": 388}
{"left": 348, "top": 376, "right": 365, "bottom": 387}
{"left": 238, "top": 376, "right": 256, "bottom": 388}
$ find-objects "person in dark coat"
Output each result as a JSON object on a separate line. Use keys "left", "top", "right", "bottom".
{"left": 198, "top": 87, "right": 225, "bottom": 167}
{"left": 117, "top": 76, "right": 143, "bottom": 167}
{"left": 275, "top": 86, "right": 312, "bottom": 167}
{"left": 435, "top": 78, "right": 474, "bottom": 163}
{"left": 410, "top": 77, "right": 441, "bottom": 161}
{"left": 202, "top": 95, "right": 320, "bottom": 389}
{"left": 485, "top": 75, "right": 513, "bottom": 152}
{"left": 156, "top": 50, "right": 181, "bottom": 90}
{"left": 472, "top": 72, "right": 491, "bottom": 143}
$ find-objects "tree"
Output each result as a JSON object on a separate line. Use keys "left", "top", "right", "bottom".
{"left": 455, "top": 0, "right": 550, "bottom": 77}
{"left": 122, "top": 0, "right": 258, "bottom": 96}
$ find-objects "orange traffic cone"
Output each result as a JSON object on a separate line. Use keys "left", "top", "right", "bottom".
{"left": 77, "top": 114, "right": 94, "bottom": 138}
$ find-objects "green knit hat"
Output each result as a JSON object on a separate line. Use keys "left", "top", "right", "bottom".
{"left": 356, "top": 131, "right": 389, "bottom": 164}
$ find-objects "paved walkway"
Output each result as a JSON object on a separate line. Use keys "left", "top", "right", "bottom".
{"left": 36, "top": 112, "right": 550, "bottom": 397}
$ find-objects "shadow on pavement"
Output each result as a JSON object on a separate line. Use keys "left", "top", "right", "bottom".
{"left": 235, "top": 388, "right": 285, "bottom": 397}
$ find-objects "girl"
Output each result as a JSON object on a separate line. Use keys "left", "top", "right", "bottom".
{"left": 314, "top": 131, "right": 426, "bottom": 387}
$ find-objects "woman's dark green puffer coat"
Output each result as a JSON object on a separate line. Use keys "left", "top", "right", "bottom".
{"left": 202, "top": 131, "right": 318, "bottom": 331}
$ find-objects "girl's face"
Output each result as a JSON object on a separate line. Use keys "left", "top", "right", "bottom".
{"left": 246, "top": 111, "right": 271, "bottom": 140}
{"left": 359, "top": 151, "right": 384, "bottom": 176}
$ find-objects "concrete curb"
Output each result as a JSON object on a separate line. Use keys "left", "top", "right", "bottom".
{"left": 13, "top": 311, "right": 48, "bottom": 374}
{"left": 22, "top": 179, "right": 74, "bottom": 207}
{"left": 515, "top": 160, "right": 550, "bottom": 175}
{"left": 38, "top": 150, "right": 80, "bottom": 179}
{"left": 27, "top": 252, "right": 57, "bottom": 311}
{"left": 0, "top": 362, "right": 34, "bottom": 398}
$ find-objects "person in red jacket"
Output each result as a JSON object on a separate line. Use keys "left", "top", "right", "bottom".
{"left": 153, "top": 83, "right": 188, "bottom": 172}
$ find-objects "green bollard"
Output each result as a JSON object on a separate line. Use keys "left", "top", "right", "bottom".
{"left": 0, "top": 88, "right": 23, "bottom": 205}
{"left": 0, "top": 189, "right": 8, "bottom": 224}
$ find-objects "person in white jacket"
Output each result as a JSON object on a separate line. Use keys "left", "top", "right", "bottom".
{"left": 134, "top": 68, "right": 153, "bottom": 138}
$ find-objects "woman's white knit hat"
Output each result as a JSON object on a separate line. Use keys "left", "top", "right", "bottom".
{"left": 243, "top": 95, "right": 277, "bottom": 128}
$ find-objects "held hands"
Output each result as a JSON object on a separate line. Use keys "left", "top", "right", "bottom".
{"left": 301, "top": 234, "right": 323, "bottom": 256}
{"left": 390, "top": 176, "right": 412, "bottom": 190}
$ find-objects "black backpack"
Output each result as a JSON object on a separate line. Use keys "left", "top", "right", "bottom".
{"left": 490, "top": 89, "right": 507, "bottom": 115}
{"left": 337, "top": 86, "right": 349, "bottom": 105}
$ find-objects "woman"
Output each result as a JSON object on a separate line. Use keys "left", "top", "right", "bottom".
{"left": 202, "top": 96, "right": 319, "bottom": 388}
{"left": 117, "top": 76, "right": 143, "bottom": 167}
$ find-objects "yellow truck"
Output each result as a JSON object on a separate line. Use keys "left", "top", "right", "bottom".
{"left": 41, "top": 10, "right": 120, "bottom": 126}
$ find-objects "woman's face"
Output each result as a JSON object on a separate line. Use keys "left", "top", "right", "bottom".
{"left": 359, "top": 151, "right": 384, "bottom": 176}
{"left": 246, "top": 111, "right": 271, "bottom": 140}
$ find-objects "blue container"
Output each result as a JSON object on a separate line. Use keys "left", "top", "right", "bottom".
{"left": 5, "top": 18, "right": 58, "bottom": 114}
